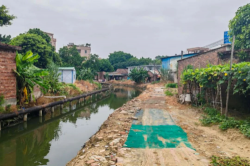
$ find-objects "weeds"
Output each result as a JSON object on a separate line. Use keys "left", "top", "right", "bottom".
{"left": 0, "top": 95, "right": 5, "bottom": 113}
{"left": 94, "top": 82, "right": 102, "bottom": 89}
{"left": 210, "top": 155, "right": 250, "bottom": 166}
{"left": 166, "top": 83, "right": 177, "bottom": 88}
{"left": 165, "top": 90, "right": 173, "bottom": 96}
{"left": 200, "top": 107, "right": 250, "bottom": 138}
{"left": 151, "top": 81, "right": 160, "bottom": 84}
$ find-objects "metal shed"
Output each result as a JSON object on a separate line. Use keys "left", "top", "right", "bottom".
{"left": 58, "top": 67, "right": 76, "bottom": 84}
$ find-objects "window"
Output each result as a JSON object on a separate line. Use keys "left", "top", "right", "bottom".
{"left": 85, "top": 50, "right": 87, "bottom": 54}
{"left": 77, "top": 49, "right": 81, "bottom": 53}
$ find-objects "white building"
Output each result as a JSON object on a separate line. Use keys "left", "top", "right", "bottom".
{"left": 58, "top": 67, "right": 76, "bottom": 84}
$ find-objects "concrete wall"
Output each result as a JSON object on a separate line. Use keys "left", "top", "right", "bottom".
{"left": 0, "top": 47, "right": 17, "bottom": 106}
{"left": 177, "top": 45, "right": 230, "bottom": 95}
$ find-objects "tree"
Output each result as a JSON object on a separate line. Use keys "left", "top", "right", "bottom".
{"left": 14, "top": 51, "right": 49, "bottom": 105}
{"left": 229, "top": 3, "right": 250, "bottom": 49}
{"left": 99, "top": 59, "right": 114, "bottom": 72}
{"left": 129, "top": 68, "right": 148, "bottom": 84}
{"left": 0, "top": 5, "right": 16, "bottom": 27}
{"left": 27, "top": 28, "right": 51, "bottom": 44}
{"left": 59, "top": 46, "right": 85, "bottom": 77}
{"left": 78, "top": 68, "right": 96, "bottom": 80}
{"left": 108, "top": 51, "right": 133, "bottom": 65}
{"left": 43, "top": 62, "right": 61, "bottom": 93}
{"left": 10, "top": 33, "right": 55, "bottom": 68}
{"left": 0, "top": 34, "right": 11, "bottom": 44}
{"left": 83, "top": 54, "right": 100, "bottom": 71}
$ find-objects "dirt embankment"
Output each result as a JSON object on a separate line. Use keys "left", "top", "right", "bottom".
{"left": 67, "top": 83, "right": 250, "bottom": 166}
{"left": 108, "top": 80, "right": 146, "bottom": 89}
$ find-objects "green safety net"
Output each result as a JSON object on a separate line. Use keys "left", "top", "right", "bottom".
{"left": 124, "top": 124, "right": 194, "bottom": 149}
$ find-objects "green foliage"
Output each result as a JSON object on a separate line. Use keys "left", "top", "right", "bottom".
{"left": 0, "top": 95, "right": 5, "bottom": 113}
{"left": 43, "top": 62, "right": 61, "bottom": 93}
{"left": 151, "top": 81, "right": 160, "bottom": 84}
{"left": 59, "top": 46, "right": 85, "bottom": 77}
{"left": 108, "top": 51, "right": 154, "bottom": 70}
{"left": 200, "top": 107, "right": 250, "bottom": 137}
{"left": 165, "top": 90, "right": 173, "bottom": 96}
{"left": 78, "top": 68, "right": 96, "bottom": 80}
{"left": 94, "top": 82, "right": 102, "bottom": 89}
{"left": 0, "top": 5, "right": 16, "bottom": 26}
{"left": 236, "top": 50, "right": 249, "bottom": 61}
{"left": 14, "top": 51, "right": 49, "bottom": 104}
{"left": 108, "top": 51, "right": 133, "bottom": 65}
{"left": 10, "top": 33, "right": 58, "bottom": 68}
{"left": 210, "top": 155, "right": 250, "bottom": 166}
{"left": 67, "top": 83, "right": 81, "bottom": 93}
{"left": 229, "top": 3, "right": 250, "bottom": 50}
{"left": 5, "top": 104, "right": 11, "bottom": 113}
{"left": 27, "top": 28, "right": 51, "bottom": 43}
{"left": 181, "top": 62, "right": 250, "bottom": 95}
{"left": 129, "top": 68, "right": 148, "bottom": 84}
{"left": 159, "top": 68, "right": 169, "bottom": 81}
{"left": 99, "top": 59, "right": 114, "bottom": 72}
{"left": 166, "top": 83, "right": 177, "bottom": 88}
{"left": 83, "top": 54, "right": 100, "bottom": 72}
{"left": 0, "top": 34, "right": 11, "bottom": 44}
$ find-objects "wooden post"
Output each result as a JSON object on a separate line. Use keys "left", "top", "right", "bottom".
{"left": 60, "top": 104, "right": 63, "bottom": 109}
{"left": 225, "top": 35, "right": 235, "bottom": 117}
{"left": 39, "top": 110, "right": 43, "bottom": 117}
{"left": 24, "top": 114, "right": 28, "bottom": 122}
{"left": 51, "top": 107, "right": 54, "bottom": 113}
{"left": 0, "top": 122, "right": 1, "bottom": 131}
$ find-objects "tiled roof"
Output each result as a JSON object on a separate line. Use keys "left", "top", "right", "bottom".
{"left": 0, "top": 42, "right": 21, "bottom": 51}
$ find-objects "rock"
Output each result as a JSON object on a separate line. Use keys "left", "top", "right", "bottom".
{"left": 82, "top": 149, "right": 85, "bottom": 153}
{"left": 90, "top": 155, "right": 107, "bottom": 163}
{"left": 131, "top": 117, "right": 138, "bottom": 120}
{"left": 120, "top": 131, "right": 126, "bottom": 135}
{"left": 86, "top": 160, "right": 95, "bottom": 164}
{"left": 79, "top": 155, "right": 85, "bottom": 159}
{"left": 96, "top": 137, "right": 103, "bottom": 141}
{"left": 95, "top": 144, "right": 100, "bottom": 147}
{"left": 110, "top": 138, "right": 121, "bottom": 146}
{"left": 91, "top": 163, "right": 99, "bottom": 166}
{"left": 100, "top": 149, "right": 105, "bottom": 153}
{"left": 109, "top": 161, "right": 116, "bottom": 165}
{"left": 117, "top": 157, "right": 124, "bottom": 163}
{"left": 120, "top": 110, "right": 128, "bottom": 114}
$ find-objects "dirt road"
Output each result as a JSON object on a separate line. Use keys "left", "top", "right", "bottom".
{"left": 67, "top": 84, "right": 250, "bottom": 166}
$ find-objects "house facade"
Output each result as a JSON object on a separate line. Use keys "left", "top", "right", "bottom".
{"left": 67, "top": 43, "right": 91, "bottom": 59}
{"left": 44, "top": 32, "right": 57, "bottom": 50}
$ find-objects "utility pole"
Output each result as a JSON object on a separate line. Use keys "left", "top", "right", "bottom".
{"left": 225, "top": 35, "right": 235, "bottom": 117}
{"left": 181, "top": 50, "right": 183, "bottom": 59}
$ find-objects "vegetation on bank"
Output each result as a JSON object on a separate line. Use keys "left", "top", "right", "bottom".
{"left": 129, "top": 68, "right": 148, "bottom": 84}
{"left": 200, "top": 107, "right": 250, "bottom": 138}
{"left": 210, "top": 155, "right": 250, "bottom": 166}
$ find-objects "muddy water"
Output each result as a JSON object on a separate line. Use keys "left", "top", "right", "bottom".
{"left": 0, "top": 87, "right": 141, "bottom": 166}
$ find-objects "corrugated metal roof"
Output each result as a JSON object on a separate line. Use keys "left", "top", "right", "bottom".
{"left": 58, "top": 67, "right": 75, "bottom": 70}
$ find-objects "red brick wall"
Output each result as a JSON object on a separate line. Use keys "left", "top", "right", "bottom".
{"left": 0, "top": 48, "right": 16, "bottom": 101}
{"left": 177, "top": 46, "right": 229, "bottom": 95}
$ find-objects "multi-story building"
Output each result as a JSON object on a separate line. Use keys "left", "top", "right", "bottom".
{"left": 44, "top": 32, "right": 57, "bottom": 50}
{"left": 67, "top": 43, "right": 91, "bottom": 59}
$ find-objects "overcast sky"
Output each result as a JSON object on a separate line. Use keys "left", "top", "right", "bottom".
{"left": 1, "top": 0, "right": 249, "bottom": 59}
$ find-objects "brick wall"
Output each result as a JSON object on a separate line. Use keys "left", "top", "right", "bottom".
{"left": 0, "top": 47, "right": 17, "bottom": 105}
{"left": 177, "top": 45, "right": 230, "bottom": 95}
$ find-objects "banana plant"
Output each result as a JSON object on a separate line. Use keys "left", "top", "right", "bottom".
{"left": 14, "top": 51, "right": 49, "bottom": 105}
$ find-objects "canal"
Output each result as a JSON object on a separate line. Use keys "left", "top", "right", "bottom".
{"left": 0, "top": 87, "right": 142, "bottom": 166}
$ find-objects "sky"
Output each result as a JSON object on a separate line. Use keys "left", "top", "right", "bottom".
{"left": 1, "top": 0, "right": 249, "bottom": 59}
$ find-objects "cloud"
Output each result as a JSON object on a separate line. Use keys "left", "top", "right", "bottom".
{"left": 1, "top": 0, "right": 249, "bottom": 58}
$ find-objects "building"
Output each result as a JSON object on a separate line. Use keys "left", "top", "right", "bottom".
{"left": 44, "top": 32, "right": 57, "bottom": 50}
{"left": 127, "top": 65, "right": 161, "bottom": 75}
{"left": 58, "top": 67, "right": 76, "bottom": 84}
{"left": 67, "top": 43, "right": 91, "bottom": 59}
{"left": 107, "top": 69, "right": 128, "bottom": 81}
{"left": 0, "top": 43, "right": 21, "bottom": 106}
{"left": 161, "top": 53, "right": 197, "bottom": 72}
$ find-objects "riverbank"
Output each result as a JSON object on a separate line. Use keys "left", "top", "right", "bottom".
{"left": 67, "top": 83, "right": 250, "bottom": 166}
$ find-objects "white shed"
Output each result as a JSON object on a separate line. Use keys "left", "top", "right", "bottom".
{"left": 58, "top": 67, "right": 76, "bottom": 84}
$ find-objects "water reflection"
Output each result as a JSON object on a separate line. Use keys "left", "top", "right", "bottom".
{"left": 0, "top": 87, "right": 141, "bottom": 166}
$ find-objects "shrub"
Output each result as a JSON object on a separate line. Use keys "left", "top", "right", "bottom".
{"left": 219, "top": 118, "right": 240, "bottom": 130}
{"left": 129, "top": 68, "right": 148, "bottom": 84}
{"left": 165, "top": 90, "right": 173, "bottom": 96}
{"left": 210, "top": 156, "right": 250, "bottom": 166}
{"left": 166, "top": 83, "right": 177, "bottom": 88}
{"left": 151, "top": 81, "right": 160, "bottom": 84}
{"left": 94, "top": 82, "right": 102, "bottom": 89}
{"left": 0, "top": 95, "right": 5, "bottom": 113}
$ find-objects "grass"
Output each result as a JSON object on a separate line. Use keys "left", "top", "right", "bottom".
{"left": 210, "top": 156, "right": 250, "bottom": 166}
{"left": 151, "top": 81, "right": 160, "bottom": 84}
{"left": 166, "top": 83, "right": 178, "bottom": 88}
{"left": 165, "top": 90, "right": 173, "bottom": 96}
{"left": 200, "top": 107, "right": 250, "bottom": 138}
